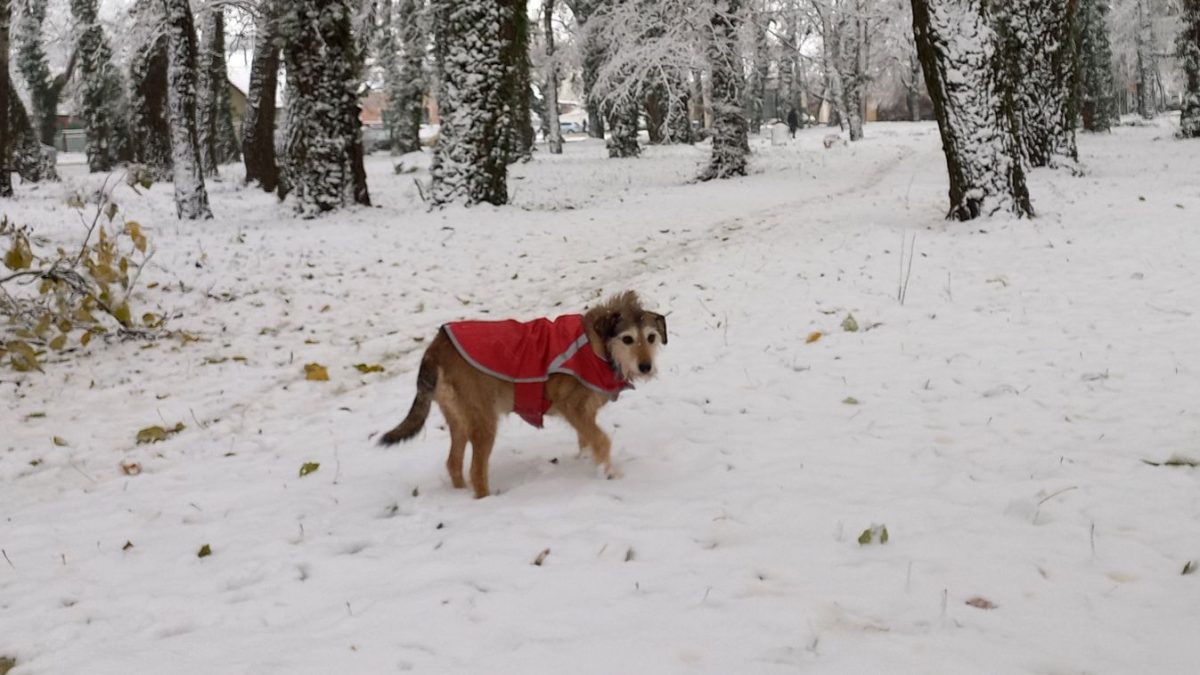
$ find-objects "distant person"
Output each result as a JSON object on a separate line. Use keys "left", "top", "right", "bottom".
{"left": 786, "top": 108, "right": 799, "bottom": 138}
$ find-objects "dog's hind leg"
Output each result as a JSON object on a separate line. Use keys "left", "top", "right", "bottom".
{"left": 441, "top": 406, "right": 469, "bottom": 490}
{"left": 468, "top": 417, "right": 498, "bottom": 499}
{"left": 561, "top": 405, "right": 618, "bottom": 479}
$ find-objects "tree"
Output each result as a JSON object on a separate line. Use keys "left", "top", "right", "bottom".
{"left": 700, "top": 0, "right": 748, "bottom": 180}
{"left": 380, "top": 0, "right": 426, "bottom": 155}
{"left": 1178, "top": 0, "right": 1200, "bottom": 137}
{"left": 1134, "top": 0, "right": 1158, "bottom": 118}
{"left": 995, "top": 0, "right": 1079, "bottom": 167}
{"left": 163, "top": 0, "right": 212, "bottom": 219}
{"left": 15, "top": 0, "right": 68, "bottom": 150}
{"left": 129, "top": 6, "right": 172, "bottom": 177}
{"left": 279, "top": 0, "right": 371, "bottom": 215}
{"left": 565, "top": 0, "right": 606, "bottom": 139}
{"left": 242, "top": 0, "right": 281, "bottom": 191}
{"left": 1, "top": 0, "right": 12, "bottom": 197}
{"left": 429, "top": 0, "right": 512, "bottom": 206}
{"left": 502, "top": 0, "right": 534, "bottom": 162}
{"left": 911, "top": 0, "right": 1033, "bottom": 220}
{"left": 197, "top": 4, "right": 239, "bottom": 176}
{"left": 810, "top": 0, "right": 872, "bottom": 141}
{"left": 73, "top": 0, "right": 124, "bottom": 172}
{"left": 1078, "top": 0, "right": 1117, "bottom": 131}
{"left": 542, "top": 0, "right": 564, "bottom": 154}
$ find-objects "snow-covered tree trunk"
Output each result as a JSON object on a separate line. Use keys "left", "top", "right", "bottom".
{"left": 645, "top": 82, "right": 666, "bottom": 144}
{"left": 820, "top": 10, "right": 847, "bottom": 130}
{"left": 429, "top": 0, "right": 511, "bottom": 206}
{"left": 279, "top": 0, "right": 371, "bottom": 215}
{"left": 197, "top": 5, "right": 239, "bottom": 176}
{"left": 911, "top": 0, "right": 1033, "bottom": 220}
{"left": 700, "top": 0, "right": 747, "bottom": 181}
{"left": 73, "top": 0, "right": 122, "bottom": 173}
{"left": 665, "top": 68, "right": 693, "bottom": 143}
{"left": 605, "top": 96, "right": 640, "bottom": 158}
{"left": 1078, "top": 0, "right": 1116, "bottom": 132}
{"left": 129, "top": 27, "right": 173, "bottom": 177}
{"left": 1178, "top": 0, "right": 1200, "bottom": 138}
{"left": 1134, "top": 0, "right": 1157, "bottom": 119}
{"left": 16, "top": 0, "right": 56, "bottom": 148}
{"left": 567, "top": 0, "right": 606, "bottom": 139}
{"left": 995, "top": 0, "right": 1079, "bottom": 167}
{"left": 242, "top": 0, "right": 280, "bottom": 191}
{"left": 842, "top": 1, "right": 869, "bottom": 141}
{"left": 542, "top": 0, "right": 563, "bottom": 154}
{"left": 502, "top": 0, "right": 533, "bottom": 162}
{"left": 163, "top": 0, "right": 212, "bottom": 220}
{"left": 906, "top": 50, "right": 923, "bottom": 121}
{"left": 1, "top": 1, "right": 13, "bottom": 197}
{"left": 6, "top": 72, "right": 55, "bottom": 182}
{"left": 747, "top": 8, "right": 768, "bottom": 135}
{"left": 383, "top": 0, "right": 426, "bottom": 155}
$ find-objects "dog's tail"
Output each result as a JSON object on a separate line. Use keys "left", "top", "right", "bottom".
{"left": 378, "top": 350, "right": 438, "bottom": 446}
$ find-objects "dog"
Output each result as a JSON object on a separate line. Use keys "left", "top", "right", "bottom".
{"left": 378, "top": 291, "right": 666, "bottom": 498}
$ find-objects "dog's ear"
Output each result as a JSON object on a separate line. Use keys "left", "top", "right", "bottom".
{"left": 648, "top": 312, "right": 668, "bottom": 345}
{"left": 594, "top": 311, "right": 621, "bottom": 340}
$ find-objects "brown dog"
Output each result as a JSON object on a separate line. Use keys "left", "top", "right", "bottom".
{"left": 378, "top": 291, "right": 666, "bottom": 498}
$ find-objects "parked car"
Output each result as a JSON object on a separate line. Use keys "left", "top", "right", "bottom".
{"left": 560, "top": 120, "right": 585, "bottom": 135}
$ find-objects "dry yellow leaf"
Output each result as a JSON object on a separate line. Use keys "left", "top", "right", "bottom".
{"left": 806, "top": 331, "right": 823, "bottom": 344}
{"left": 304, "top": 363, "right": 330, "bottom": 381}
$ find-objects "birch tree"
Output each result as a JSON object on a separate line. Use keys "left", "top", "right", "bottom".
{"left": 542, "top": 0, "right": 563, "bottom": 154}
{"left": 911, "top": 0, "right": 1033, "bottom": 220}
{"left": 163, "top": 0, "right": 212, "bottom": 219}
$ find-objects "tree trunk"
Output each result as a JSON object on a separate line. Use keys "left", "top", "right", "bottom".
{"left": 430, "top": 0, "right": 509, "bottom": 206}
{"left": 907, "top": 50, "right": 922, "bottom": 121}
{"left": 911, "top": 0, "right": 1033, "bottom": 220}
{"left": 15, "top": 0, "right": 56, "bottom": 148}
{"left": 279, "top": 0, "right": 370, "bottom": 215}
{"left": 197, "top": 6, "right": 239, "bottom": 175}
{"left": 566, "top": 0, "right": 606, "bottom": 139}
{"left": 129, "top": 28, "right": 172, "bottom": 177}
{"left": 385, "top": 0, "right": 426, "bottom": 155}
{"left": 644, "top": 83, "right": 666, "bottom": 144}
{"left": 242, "top": 0, "right": 280, "bottom": 191}
{"left": 748, "top": 9, "right": 768, "bottom": 135}
{"left": 995, "top": 0, "right": 1079, "bottom": 167}
{"left": 1135, "top": 0, "right": 1157, "bottom": 119}
{"left": 605, "top": 97, "right": 640, "bottom": 158}
{"left": 665, "top": 68, "right": 692, "bottom": 143}
{"left": 502, "top": 0, "right": 533, "bottom": 162}
{"left": 74, "top": 0, "right": 121, "bottom": 173}
{"left": 543, "top": 0, "right": 563, "bottom": 154}
{"left": 700, "top": 0, "right": 747, "bottom": 181}
{"left": 163, "top": 0, "right": 212, "bottom": 220}
{"left": 1, "top": 1, "right": 13, "bottom": 198}
{"left": 1178, "top": 0, "right": 1200, "bottom": 138}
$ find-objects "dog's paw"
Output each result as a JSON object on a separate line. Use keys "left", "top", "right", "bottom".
{"left": 601, "top": 463, "right": 623, "bottom": 480}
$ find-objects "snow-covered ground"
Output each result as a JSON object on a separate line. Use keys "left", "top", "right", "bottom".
{"left": 3, "top": 121, "right": 1199, "bottom": 674}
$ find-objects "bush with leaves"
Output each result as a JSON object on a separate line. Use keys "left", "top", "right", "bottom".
{"left": 0, "top": 182, "right": 160, "bottom": 372}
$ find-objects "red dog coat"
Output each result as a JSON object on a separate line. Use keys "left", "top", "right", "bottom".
{"left": 443, "top": 314, "right": 631, "bottom": 428}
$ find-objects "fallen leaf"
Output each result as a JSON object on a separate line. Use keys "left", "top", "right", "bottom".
{"left": 354, "top": 363, "right": 385, "bottom": 374}
{"left": 136, "top": 422, "right": 185, "bottom": 444}
{"left": 120, "top": 461, "right": 142, "bottom": 476}
{"left": 304, "top": 363, "right": 329, "bottom": 381}
{"left": 1183, "top": 561, "right": 1196, "bottom": 576}
{"left": 197, "top": 544, "right": 212, "bottom": 558}
{"left": 122, "top": 541, "right": 134, "bottom": 551}
{"left": 299, "top": 462, "right": 320, "bottom": 477}
{"left": 843, "top": 396, "right": 860, "bottom": 405}
{"left": 52, "top": 436, "right": 68, "bottom": 447}
{"left": 532, "top": 548, "right": 551, "bottom": 566}
{"left": 965, "top": 596, "right": 997, "bottom": 610}
{"left": 841, "top": 313, "right": 859, "bottom": 332}
{"left": 806, "top": 331, "right": 822, "bottom": 344}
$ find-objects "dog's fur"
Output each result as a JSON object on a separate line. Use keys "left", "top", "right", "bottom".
{"left": 378, "top": 291, "right": 666, "bottom": 498}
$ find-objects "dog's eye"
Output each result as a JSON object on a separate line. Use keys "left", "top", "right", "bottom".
{"left": 621, "top": 336, "right": 634, "bottom": 345}
{"left": 648, "top": 334, "right": 656, "bottom": 344}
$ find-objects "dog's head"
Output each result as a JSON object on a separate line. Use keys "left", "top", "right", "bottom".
{"left": 585, "top": 291, "right": 667, "bottom": 382}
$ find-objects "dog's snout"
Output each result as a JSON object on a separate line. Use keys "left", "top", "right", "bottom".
{"left": 638, "top": 362, "right": 652, "bottom": 374}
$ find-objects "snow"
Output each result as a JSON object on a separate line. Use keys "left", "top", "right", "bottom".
{"left": 3, "top": 120, "right": 1200, "bottom": 673}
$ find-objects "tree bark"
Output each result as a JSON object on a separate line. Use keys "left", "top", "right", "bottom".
{"left": 1178, "top": 0, "right": 1200, "bottom": 137}
{"left": 73, "top": 0, "right": 121, "bottom": 172}
{"left": 911, "top": 0, "right": 1033, "bottom": 220}
{"left": 129, "top": 27, "right": 172, "bottom": 177}
{"left": 700, "top": 0, "right": 747, "bottom": 180}
{"left": 430, "top": 0, "right": 510, "bottom": 206}
{"left": 501, "top": 0, "right": 533, "bottom": 162}
{"left": 1135, "top": 0, "right": 1157, "bottom": 119}
{"left": 1, "top": 0, "right": 13, "bottom": 198}
{"left": 566, "top": 1, "right": 605, "bottom": 139}
{"left": 242, "top": 0, "right": 280, "bottom": 191}
{"left": 383, "top": 0, "right": 426, "bottom": 155}
{"left": 279, "top": 0, "right": 370, "bottom": 215}
{"left": 543, "top": 0, "right": 563, "bottom": 154}
{"left": 163, "top": 0, "right": 212, "bottom": 220}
